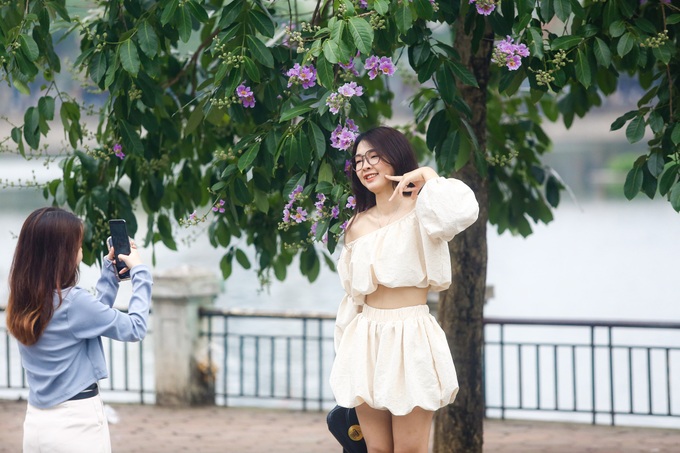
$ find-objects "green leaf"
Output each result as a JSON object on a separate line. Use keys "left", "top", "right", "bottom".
{"left": 19, "top": 34, "right": 39, "bottom": 61}
{"left": 445, "top": 60, "right": 478, "bottom": 88}
{"left": 610, "top": 110, "right": 637, "bottom": 131}
{"left": 553, "top": 0, "right": 571, "bottom": 22}
{"left": 667, "top": 14, "right": 680, "bottom": 25}
{"left": 23, "top": 107, "right": 40, "bottom": 149}
{"left": 374, "top": 0, "right": 389, "bottom": 15}
{"left": 307, "top": 121, "right": 327, "bottom": 159}
{"left": 89, "top": 50, "right": 108, "bottom": 85}
{"left": 670, "top": 182, "right": 680, "bottom": 212}
{"left": 119, "top": 40, "right": 140, "bottom": 77}
{"left": 625, "top": 115, "right": 646, "bottom": 144}
{"left": 574, "top": 48, "right": 591, "bottom": 88}
{"left": 161, "top": 0, "right": 179, "bottom": 25}
{"left": 238, "top": 142, "right": 260, "bottom": 172}
{"left": 177, "top": 4, "right": 192, "bottom": 43}
{"left": 316, "top": 53, "right": 334, "bottom": 88}
{"left": 672, "top": 123, "right": 680, "bottom": 145}
{"left": 119, "top": 120, "right": 144, "bottom": 155}
{"left": 623, "top": 165, "right": 643, "bottom": 199}
{"left": 38, "top": 96, "right": 55, "bottom": 121}
{"left": 322, "top": 39, "right": 351, "bottom": 64}
{"left": 609, "top": 21, "right": 626, "bottom": 38}
{"left": 235, "top": 249, "right": 251, "bottom": 269}
{"left": 218, "top": 0, "right": 243, "bottom": 28}
{"left": 348, "top": 17, "right": 374, "bottom": 54}
{"left": 659, "top": 163, "right": 680, "bottom": 196}
{"left": 250, "top": 9, "right": 275, "bottom": 38}
{"left": 247, "top": 35, "right": 274, "bottom": 68}
{"left": 137, "top": 21, "right": 158, "bottom": 58}
{"left": 243, "top": 56, "right": 260, "bottom": 83}
{"left": 550, "top": 35, "right": 582, "bottom": 50}
{"left": 593, "top": 38, "right": 611, "bottom": 67}
{"left": 395, "top": 2, "right": 413, "bottom": 34}
{"left": 186, "top": 0, "right": 209, "bottom": 22}
{"left": 528, "top": 27, "right": 544, "bottom": 60}
{"left": 647, "top": 152, "right": 664, "bottom": 178}
{"left": 233, "top": 177, "right": 252, "bottom": 204}
{"left": 280, "top": 100, "right": 317, "bottom": 122}
{"left": 220, "top": 253, "right": 233, "bottom": 279}
{"left": 185, "top": 102, "right": 205, "bottom": 136}
{"left": 157, "top": 214, "right": 178, "bottom": 251}
{"left": 617, "top": 32, "right": 635, "bottom": 58}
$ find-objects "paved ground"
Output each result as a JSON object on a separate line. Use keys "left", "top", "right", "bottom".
{"left": 1, "top": 399, "right": 679, "bottom": 452}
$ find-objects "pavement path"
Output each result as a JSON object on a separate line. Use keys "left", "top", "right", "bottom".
{"left": 1, "top": 399, "right": 679, "bottom": 452}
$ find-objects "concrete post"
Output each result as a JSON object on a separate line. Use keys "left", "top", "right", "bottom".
{"left": 152, "top": 265, "right": 221, "bottom": 406}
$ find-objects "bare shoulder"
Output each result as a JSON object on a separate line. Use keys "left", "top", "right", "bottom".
{"left": 344, "top": 210, "right": 373, "bottom": 243}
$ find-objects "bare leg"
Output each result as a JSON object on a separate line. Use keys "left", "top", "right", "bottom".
{"left": 391, "top": 407, "right": 434, "bottom": 453}
{"left": 355, "top": 403, "right": 394, "bottom": 453}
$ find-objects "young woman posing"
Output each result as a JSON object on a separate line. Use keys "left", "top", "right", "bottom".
{"left": 5, "top": 207, "right": 153, "bottom": 453}
{"left": 329, "top": 127, "right": 479, "bottom": 453}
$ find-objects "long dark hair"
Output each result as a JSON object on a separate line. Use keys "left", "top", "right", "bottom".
{"left": 6, "top": 207, "right": 83, "bottom": 346}
{"left": 349, "top": 126, "right": 419, "bottom": 215}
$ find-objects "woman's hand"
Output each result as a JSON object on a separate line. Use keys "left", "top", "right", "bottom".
{"left": 106, "top": 238, "right": 142, "bottom": 275}
{"left": 386, "top": 166, "right": 439, "bottom": 201}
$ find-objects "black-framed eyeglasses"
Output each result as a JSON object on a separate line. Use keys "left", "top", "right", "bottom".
{"left": 352, "top": 152, "right": 381, "bottom": 171}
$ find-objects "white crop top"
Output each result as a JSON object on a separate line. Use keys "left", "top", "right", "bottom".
{"left": 333, "top": 177, "right": 479, "bottom": 351}
{"left": 338, "top": 177, "right": 479, "bottom": 305}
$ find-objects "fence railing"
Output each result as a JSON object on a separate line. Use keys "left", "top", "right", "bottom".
{"left": 483, "top": 317, "right": 680, "bottom": 426}
{"left": 2, "top": 306, "right": 679, "bottom": 428}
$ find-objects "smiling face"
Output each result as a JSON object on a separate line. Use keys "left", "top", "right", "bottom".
{"left": 354, "top": 140, "right": 395, "bottom": 195}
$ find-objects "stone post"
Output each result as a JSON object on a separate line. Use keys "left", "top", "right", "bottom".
{"left": 152, "top": 265, "right": 221, "bottom": 406}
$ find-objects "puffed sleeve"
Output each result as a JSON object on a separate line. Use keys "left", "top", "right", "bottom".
{"left": 334, "top": 294, "right": 362, "bottom": 353}
{"left": 416, "top": 177, "right": 479, "bottom": 241}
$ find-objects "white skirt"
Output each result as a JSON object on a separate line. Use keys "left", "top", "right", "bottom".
{"left": 329, "top": 304, "right": 459, "bottom": 416}
{"left": 23, "top": 395, "right": 111, "bottom": 453}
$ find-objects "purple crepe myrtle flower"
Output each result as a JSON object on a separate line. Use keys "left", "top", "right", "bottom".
{"left": 337, "top": 81, "right": 364, "bottom": 97}
{"left": 314, "top": 193, "right": 326, "bottom": 212}
{"left": 282, "top": 208, "right": 291, "bottom": 223}
{"left": 113, "top": 143, "right": 125, "bottom": 159}
{"left": 346, "top": 196, "right": 356, "bottom": 210}
{"left": 286, "top": 63, "right": 317, "bottom": 89}
{"left": 340, "top": 220, "right": 349, "bottom": 231}
{"left": 339, "top": 54, "right": 360, "bottom": 76}
{"left": 378, "top": 57, "right": 396, "bottom": 77}
{"left": 358, "top": 0, "right": 368, "bottom": 8}
{"left": 344, "top": 159, "right": 353, "bottom": 179}
{"left": 236, "top": 84, "right": 255, "bottom": 108}
{"left": 188, "top": 210, "right": 197, "bottom": 221}
{"left": 330, "top": 119, "right": 360, "bottom": 151}
{"left": 212, "top": 199, "right": 226, "bottom": 213}
{"left": 331, "top": 205, "right": 340, "bottom": 219}
{"left": 326, "top": 92, "right": 344, "bottom": 115}
{"left": 492, "top": 36, "right": 530, "bottom": 71}
{"left": 310, "top": 221, "right": 318, "bottom": 236}
{"left": 364, "top": 55, "right": 380, "bottom": 80}
{"left": 469, "top": 0, "right": 499, "bottom": 16}
{"left": 292, "top": 206, "right": 308, "bottom": 223}
{"left": 326, "top": 83, "right": 364, "bottom": 115}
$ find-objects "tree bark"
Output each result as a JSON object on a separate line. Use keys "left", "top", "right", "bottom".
{"left": 433, "top": 19, "right": 493, "bottom": 453}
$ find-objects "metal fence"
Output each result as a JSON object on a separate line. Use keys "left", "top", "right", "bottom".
{"left": 2, "top": 307, "right": 679, "bottom": 427}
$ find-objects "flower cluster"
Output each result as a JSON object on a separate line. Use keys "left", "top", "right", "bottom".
{"left": 326, "top": 82, "right": 364, "bottom": 115}
{"left": 331, "top": 119, "right": 360, "bottom": 151}
{"left": 492, "top": 36, "right": 530, "bottom": 71}
{"left": 212, "top": 199, "right": 226, "bottom": 214}
{"left": 469, "top": 0, "right": 500, "bottom": 15}
{"left": 286, "top": 63, "right": 317, "bottom": 89}
{"left": 339, "top": 55, "right": 360, "bottom": 77}
{"left": 364, "top": 55, "right": 397, "bottom": 80}
{"left": 236, "top": 84, "right": 255, "bottom": 108}
{"left": 113, "top": 143, "right": 125, "bottom": 160}
{"left": 280, "top": 186, "right": 350, "bottom": 244}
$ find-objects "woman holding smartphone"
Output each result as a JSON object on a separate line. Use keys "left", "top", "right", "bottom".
{"left": 5, "top": 207, "right": 152, "bottom": 453}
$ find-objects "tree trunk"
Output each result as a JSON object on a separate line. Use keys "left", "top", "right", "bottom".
{"left": 433, "top": 18, "right": 493, "bottom": 453}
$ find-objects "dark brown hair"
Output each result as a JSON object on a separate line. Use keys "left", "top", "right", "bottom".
{"left": 349, "top": 126, "right": 419, "bottom": 215}
{"left": 6, "top": 207, "right": 83, "bottom": 345}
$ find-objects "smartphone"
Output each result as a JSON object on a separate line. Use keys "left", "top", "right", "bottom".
{"left": 108, "top": 219, "right": 131, "bottom": 281}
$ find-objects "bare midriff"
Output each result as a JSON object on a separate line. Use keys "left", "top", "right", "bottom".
{"left": 365, "top": 284, "right": 429, "bottom": 309}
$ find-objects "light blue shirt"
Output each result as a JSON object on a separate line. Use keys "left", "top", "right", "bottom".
{"left": 18, "top": 259, "right": 153, "bottom": 408}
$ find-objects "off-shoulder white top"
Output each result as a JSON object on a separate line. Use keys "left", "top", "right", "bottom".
{"left": 334, "top": 177, "right": 479, "bottom": 349}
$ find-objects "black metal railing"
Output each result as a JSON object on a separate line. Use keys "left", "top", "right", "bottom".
{"left": 199, "top": 307, "right": 336, "bottom": 411}
{"left": 483, "top": 318, "right": 680, "bottom": 425}
{"left": 2, "top": 305, "right": 679, "bottom": 428}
